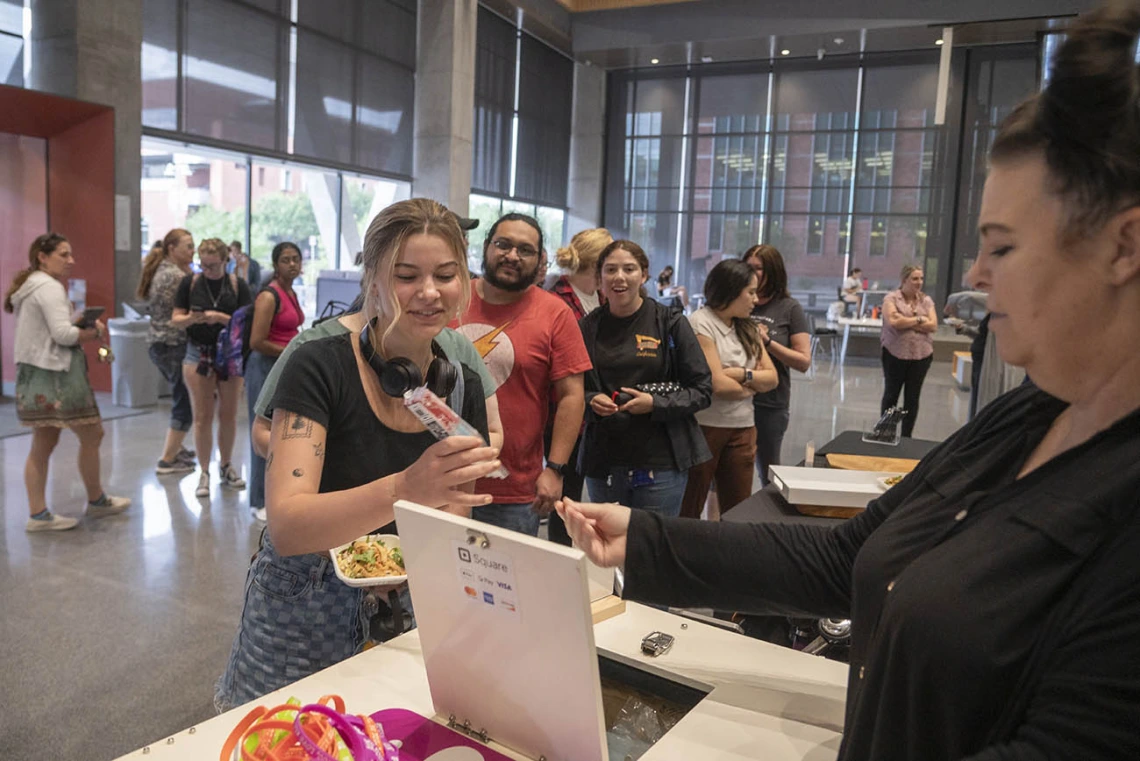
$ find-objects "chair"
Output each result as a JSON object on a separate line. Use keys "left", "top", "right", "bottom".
{"left": 808, "top": 313, "right": 839, "bottom": 374}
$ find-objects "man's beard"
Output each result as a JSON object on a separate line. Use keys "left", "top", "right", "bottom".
{"left": 482, "top": 254, "right": 539, "bottom": 292}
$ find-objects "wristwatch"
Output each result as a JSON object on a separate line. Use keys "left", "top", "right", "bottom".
{"left": 546, "top": 461, "right": 567, "bottom": 477}
{"left": 763, "top": 335, "right": 772, "bottom": 348}
{"left": 745, "top": 369, "right": 754, "bottom": 383}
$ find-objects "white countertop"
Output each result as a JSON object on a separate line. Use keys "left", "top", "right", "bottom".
{"left": 114, "top": 603, "right": 848, "bottom": 761}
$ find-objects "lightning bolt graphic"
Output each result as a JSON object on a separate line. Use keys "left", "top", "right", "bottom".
{"left": 472, "top": 322, "right": 512, "bottom": 358}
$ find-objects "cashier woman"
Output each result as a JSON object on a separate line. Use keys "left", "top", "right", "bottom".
{"left": 216, "top": 199, "right": 502, "bottom": 711}
{"left": 558, "top": 6, "right": 1140, "bottom": 760}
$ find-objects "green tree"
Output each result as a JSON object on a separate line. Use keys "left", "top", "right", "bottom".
{"left": 184, "top": 205, "right": 244, "bottom": 248}
{"left": 344, "top": 182, "right": 376, "bottom": 230}
{"left": 249, "top": 192, "right": 321, "bottom": 264}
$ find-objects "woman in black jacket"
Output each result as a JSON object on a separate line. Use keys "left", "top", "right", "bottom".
{"left": 557, "top": 6, "right": 1140, "bottom": 760}
{"left": 578, "top": 240, "right": 712, "bottom": 517}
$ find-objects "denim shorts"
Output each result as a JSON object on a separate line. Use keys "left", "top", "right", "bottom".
{"left": 183, "top": 341, "right": 204, "bottom": 367}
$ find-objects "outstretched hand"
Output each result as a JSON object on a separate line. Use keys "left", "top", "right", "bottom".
{"left": 555, "top": 498, "right": 631, "bottom": 568}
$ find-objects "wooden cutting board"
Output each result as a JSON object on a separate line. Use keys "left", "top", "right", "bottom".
{"left": 794, "top": 504, "right": 865, "bottom": 519}
{"left": 825, "top": 453, "right": 920, "bottom": 473}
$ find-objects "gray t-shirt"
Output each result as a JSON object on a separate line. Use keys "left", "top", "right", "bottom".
{"left": 750, "top": 296, "right": 810, "bottom": 410}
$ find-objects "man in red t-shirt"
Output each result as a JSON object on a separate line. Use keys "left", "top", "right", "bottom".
{"left": 453, "top": 214, "right": 591, "bottom": 536}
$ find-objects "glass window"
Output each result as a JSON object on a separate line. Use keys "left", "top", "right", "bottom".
{"left": 294, "top": 29, "right": 354, "bottom": 165}
{"left": 339, "top": 174, "right": 410, "bottom": 271}
{"left": 183, "top": 0, "right": 285, "bottom": 150}
{"left": 140, "top": 140, "right": 249, "bottom": 260}
{"left": 515, "top": 35, "right": 573, "bottom": 207}
{"left": 251, "top": 161, "right": 339, "bottom": 320}
{"left": 354, "top": 53, "right": 414, "bottom": 177}
{"left": 0, "top": 0, "right": 21, "bottom": 35}
{"left": 141, "top": 0, "right": 178, "bottom": 129}
{"left": 773, "top": 68, "right": 859, "bottom": 132}
{"left": 472, "top": 7, "right": 516, "bottom": 196}
{"left": 0, "top": 32, "right": 21, "bottom": 88}
{"left": 360, "top": 1, "right": 416, "bottom": 69}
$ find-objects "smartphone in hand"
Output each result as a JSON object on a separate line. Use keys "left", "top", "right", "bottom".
{"left": 75, "top": 306, "right": 105, "bottom": 329}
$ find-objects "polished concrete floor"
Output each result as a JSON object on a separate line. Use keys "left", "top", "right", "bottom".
{"left": 0, "top": 357, "right": 969, "bottom": 760}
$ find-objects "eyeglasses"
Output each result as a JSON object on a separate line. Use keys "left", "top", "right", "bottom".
{"left": 491, "top": 238, "right": 539, "bottom": 259}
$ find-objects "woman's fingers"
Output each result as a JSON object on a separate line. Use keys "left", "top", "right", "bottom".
{"left": 443, "top": 459, "right": 504, "bottom": 486}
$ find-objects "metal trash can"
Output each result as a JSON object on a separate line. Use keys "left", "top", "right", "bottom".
{"left": 108, "top": 318, "right": 159, "bottom": 408}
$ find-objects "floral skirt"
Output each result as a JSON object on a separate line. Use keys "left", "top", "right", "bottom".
{"left": 15, "top": 349, "right": 101, "bottom": 428}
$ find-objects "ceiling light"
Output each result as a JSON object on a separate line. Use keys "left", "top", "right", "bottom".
{"left": 780, "top": 49, "right": 790, "bottom": 56}
{"left": 701, "top": 55, "right": 714, "bottom": 63}
{"left": 650, "top": 57, "right": 660, "bottom": 64}
{"left": 935, "top": 39, "right": 944, "bottom": 46}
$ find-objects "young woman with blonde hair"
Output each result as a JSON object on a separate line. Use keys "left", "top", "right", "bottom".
{"left": 216, "top": 198, "right": 501, "bottom": 710}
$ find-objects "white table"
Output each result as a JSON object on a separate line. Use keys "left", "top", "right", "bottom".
{"left": 836, "top": 317, "right": 883, "bottom": 366}
{"left": 114, "top": 604, "right": 848, "bottom": 761}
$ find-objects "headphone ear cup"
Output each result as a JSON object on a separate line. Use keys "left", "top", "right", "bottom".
{"left": 380, "top": 357, "right": 422, "bottom": 397}
{"left": 425, "top": 358, "right": 458, "bottom": 399}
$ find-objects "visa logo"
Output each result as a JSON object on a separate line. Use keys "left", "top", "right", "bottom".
{"left": 496, "top": 581, "right": 513, "bottom": 591}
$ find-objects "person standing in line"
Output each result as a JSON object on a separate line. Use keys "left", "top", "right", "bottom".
{"left": 743, "top": 245, "right": 812, "bottom": 485}
{"left": 880, "top": 264, "right": 937, "bottom": 437}
{"left": 138, "top": 229, "right": 197, "bottom": 474}
{"left": 680, "top": 259, "right": 777, "bottom": 519}
{"left": 245, "top": 242, "right": 304, "bottom": 521}
{"left": 171, "top": 238, "right": 253, "bottom": 498}
{"left": 842, "top": 267, "right": 864, "bottom": 315}
{"left": 453, "top": 213, "right": 592, "bottom": 536}
{"left": 215, "top": 198, "right": 502, "bottom": 711}
{"left": 230, "top": 240, "right": 262, "bottom": 289}
{"left": 5, "top": 233, "right": 130, "bottom": 532}
{"left": 579, "top": 240, "right": 712, "bottom": 517}
{"left": 544, "top": 227, "right": 612, "bottom": 544}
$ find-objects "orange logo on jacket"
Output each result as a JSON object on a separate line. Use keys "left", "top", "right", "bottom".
{"left": 636, "top": 334, "right": 660, "bottom": 357}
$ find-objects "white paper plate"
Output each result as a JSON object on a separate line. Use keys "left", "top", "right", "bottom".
{"left": 876, "top": 474, "right": 908, "bottom": 492}
{"left": 330, "top": 533, "right": 408, "bottom": 588}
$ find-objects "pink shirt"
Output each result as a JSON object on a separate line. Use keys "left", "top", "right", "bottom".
{"left": 880, "top": 290, "right": 935, "bottom": 361}
{"left": 265, "top": 281, "right": 304, "bottom": 347}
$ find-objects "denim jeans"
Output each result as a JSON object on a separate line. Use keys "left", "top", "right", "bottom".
{"left": 148, "top": 342, "right": 192, "bottom": 433}
{"left": 245, "top": 351, "right": 277, "bottom": 509}
{"left": 585, "top": 467, "right": 688, "bottom": 518}
{"left": 472, "top": 502, "right": 541, "bottom": 537}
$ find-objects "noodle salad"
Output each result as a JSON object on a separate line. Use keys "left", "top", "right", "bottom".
{"left": 335, "top": 537, "right": 405, "bottom": 580}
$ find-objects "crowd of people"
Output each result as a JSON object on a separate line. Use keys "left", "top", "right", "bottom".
{"left": 6, "top": 3, "right": 1139, "bottom": 757}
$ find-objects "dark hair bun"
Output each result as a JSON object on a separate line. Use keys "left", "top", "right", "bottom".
{"left": 994, "top": 1, "right": 1140, "bottom": 233}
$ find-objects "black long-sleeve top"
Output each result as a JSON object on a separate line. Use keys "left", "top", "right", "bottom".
{"left": 578, "top": 300, "right": 713, "bottom": 476}
{"left": 625, "top": 383, "right": 1140, "bottom": 761}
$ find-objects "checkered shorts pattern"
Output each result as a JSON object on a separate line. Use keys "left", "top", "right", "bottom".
{"left": 214, "top": 533, "right": 368, "bottom": 713}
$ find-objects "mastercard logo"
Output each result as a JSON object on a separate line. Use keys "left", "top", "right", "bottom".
{"left": 464, "top": 586, "right": 477, "bottom": 598}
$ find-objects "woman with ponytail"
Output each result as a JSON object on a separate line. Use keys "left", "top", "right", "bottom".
{"left": 558, "top": 4, "right": 1140, "bottom": 757}
{"left": 542, "top": 228, "right": 612, "bottom": 543}
{"left": 6, "top": 233, "right": 130, "bottom": 532}
{"left": 139, "top": 228, "right": 197, "bottom": 474}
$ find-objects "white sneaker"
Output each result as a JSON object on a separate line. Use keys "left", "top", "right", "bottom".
{"left": 26, "top": 511, "right": 80, "bottom": 532}
{"left": 86, "top": 494, "right": 131, "bottom": 519}
{"left": 253, "top": 507, "right": 267, "bottom": 522}
{"left": 196, "top": 471, "right": 210, "bottom": 498}
{"left": 220, "top": 462, "right": 246, "bottom": 490}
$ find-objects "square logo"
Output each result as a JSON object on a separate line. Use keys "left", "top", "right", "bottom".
{"left": 457, "top": 547, "right": 472, "bottom": 563}
{"left": 483, "top": 591, "right": 494, "bottom": 605}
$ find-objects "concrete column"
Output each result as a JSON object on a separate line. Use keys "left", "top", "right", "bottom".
{"left": 28, "top": 0, "right": 142, "bottom": 314}
{"left": 566, "top": 61, "right": 606, "bottom": 237}
{"left": 413, "top": 0, "right": 477, "bottom": 215}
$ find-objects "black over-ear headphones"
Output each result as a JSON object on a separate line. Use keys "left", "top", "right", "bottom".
{"left": 359, "top": 320, "right": 458, "bottom": 398}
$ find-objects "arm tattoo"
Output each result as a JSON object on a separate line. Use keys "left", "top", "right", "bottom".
{"left": 292, "top": 468, "right": 304, "bottom": 478}
{"left": 265, "top": 451, "right": 274, "bottom": 471}
{"left": 282, "top": 413, "right": 313, "bottom": 440}
{"left": 313, "top": 442, "right": 325, "bottom": 458}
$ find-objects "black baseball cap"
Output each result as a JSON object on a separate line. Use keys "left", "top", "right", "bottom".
{"left": 454, "top": 215, "right": 480, "bottom": 231}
